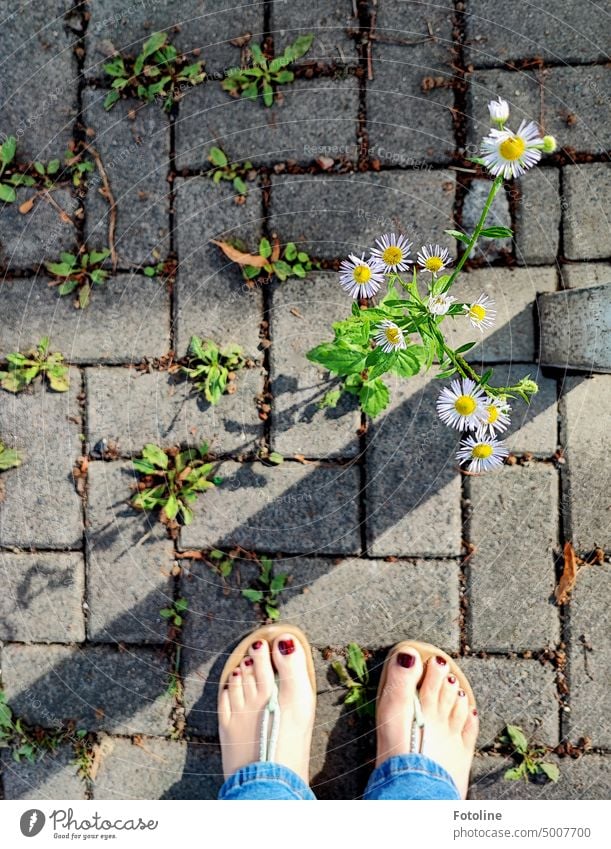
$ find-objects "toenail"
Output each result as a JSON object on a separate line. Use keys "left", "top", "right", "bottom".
{"left": 447, "top": 674, "right": 456, "bottom": 684}
{"left": 244, "top": 657, "right": 254, "bottom": 666}
{"left": 435, "top": 655, "right": 447, "bottom": 666}
{"left": 232, "top": 670, "right": 240, "bottom": 676}
{"left": 472, "top": 708, "right": 478, "bottom": 716}
{"left": 278, "top": 639, "right": 295, "bottom": 655}
{"left": 397, "top": 652, "right": 416, "bottom": 668}
{"left": 252, "top": 640, "right": 263, "bottom": 650}
{"left": 458, "top": 689, "right": 466, "bottom": 697}
{"left": 223, "top": 684, "right": 228, "bottom": 690}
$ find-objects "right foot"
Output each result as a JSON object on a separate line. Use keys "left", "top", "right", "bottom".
{"left": 375, "top": 647, "right": 479, "bottom": 798}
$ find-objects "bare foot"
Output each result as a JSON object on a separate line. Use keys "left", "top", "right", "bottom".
{"left": 218, "top": 634, "right": 316, "bottom": 782}
{"left": 375, "top": 647, "right": 479, "bottom": 798}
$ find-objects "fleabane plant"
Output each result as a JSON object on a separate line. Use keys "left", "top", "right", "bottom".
{"left": 307, "top": 98, "right": 556, "bottom": 473}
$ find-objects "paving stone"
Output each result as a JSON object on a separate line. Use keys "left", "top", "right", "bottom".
{"left": 468, "top": 465, "right": 560, "bottom": 652}
{"left": 467, "top": 67, "right": 611, "bottom": 155}
{"left": 373, "top": 0, "right": 455, "bottom": 66}
{"left": 173, "top": 177, "right": 263, "bottom": 356}
{"left": 86, "top": 461, "right": 174, "bottom": 643}
{"left": 365, "top": 374, "right": 463, "bottom": 557}
{"left": 0, "top": 551, "right": 85, "bottom": 643}
{"left": 2, "top": 644, "right": 172, "bottom": 735}
{"left": 176, "top": 76, "right": 360, "bottom": 170}
{"left": 86, "top": 365, "right": 264, "bottom": 458}
{"left": 539, "top": 285, "right": 611, "bottom": 372}
{"left": 84, "top": 0, "right": 265, "bottom": 77}
{"left": 443, "top": 266, "right": 557, "bottom": 362}
{"left": 0, "top": 189, "right": 78, "bottom": 271}
{"left": 461, "top": 656, "right": 559, "bottom": 747}
{"left": 0, "top": 368, "right": 83, "bottom": 548}
{"left": 269, "top": 170, "right": 456, "bottom": 259}
{"left": 469, "top": 753, "right": 610, "bottom": 800}
{"left": 563, "top": 165, "right": 611, "bottom": 260}
{"left": 271, "top": 0, "right": 359, "bottom": 66}
{"left": 280, "top": 557, "right": 460, "bottom": 650}
{"left": 269, "top": 273, "right": 361, "bottom": 459}
{"left": 462, "top": 178, "right": 512, "bottom": 261}
{"left": 0, "top": 1, "right": 80, "bottom": 160}
{"left": 465, "top": 0, "right": 610, "bottom": 67}
{"left": 568, "top": 560, "right": 611, "bottom": 748}
{"left": 180, "top": 460, "right": 362, "bottom": 554}
{"left": 0, "top": 273, "right": 170, "bottom": 364}
{"left": 81, "top": 89, "right": 171, "bottom": 267}
{"left": 1, "top": 745, "right": 86, "bottom": 801}
{"left": 514, "top": 169, "right": 561, "bottom": 265}
{"left": 560, "top": 375, "right": 611, "bottom": 551}
{"left": 561, "top": 262, "right": 611, "bottom": 290}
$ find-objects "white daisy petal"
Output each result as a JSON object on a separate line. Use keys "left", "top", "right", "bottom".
{"left": 436, "top": 377, "right": 488, "bottom": 431}
{"left": 456, "top": 428, "right": 509, "bottom": 473}
{"left": 373, "top": 320, "right": 407, "bottom": 353}
{"left": 463, "top": 293, "right": 496, "bottom": 331}
{"left": 339, "top": 253, "right": 386, "bottom": 299}
{"left": 481, "top": 397, "right": 511, "bottom": 435}
{"left": 417, "top": 244, "right": 453, "bottom": 276}
{"left": 488, "top": 97, "right": 509, "bottom": 124}
{"left": 370, "top": 232, "right": 412, "bottom": 272}
{"left": 480, "top": 119, "right": 543, "bottom": 180}
{"left": 428, "top": 293, "right": 456, "bottom": 316}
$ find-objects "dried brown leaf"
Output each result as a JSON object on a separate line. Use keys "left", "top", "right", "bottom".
{"left": 555, "top": 541, "right": 579, "bottom": 605}
{"left": 211, "top": 239, "right": 268, "bottom": 268}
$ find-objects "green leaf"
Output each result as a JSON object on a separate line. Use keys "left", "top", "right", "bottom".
{"left": 0, "top": 445, "right": 22, "bottom": 470}
{"left": 46, "top": 366, "right": 70, "bottom": 392}
{"left": 505, "top": 725, "right": 529, "bottom": 755}
{"left": 286, "top": 33, "right": 314, "bottom": 60}
{"left": 306, "top": 341, "right": 367, "bottom": 376}
{"left": 539, "top": 762, "right": 560, "bottom": 783}
{"left": 346, "top": 643, "right": 367, "bottom": 681}
{"left": 174, "top": 598, "right": 188, "bottom": 612}
{"left": 274, "top": 69, "right": 294, "bottom": 84}
{"left": 317, "top": 387, "right": 342, "bottom": 409}
{"left": 444, "top": 228, "right": 470, "bottom": 246}
{"left": 0, "top": 183, "right": 16, "bottom": 203}
{"left": 209, "top": 146, "right": 228, "bottom": 167}
{"left": 272, "top": 259, "right": 292, "bottom": 280}
{"left": 270, "top": 573, "right": 286, "bottom": 593}
{"left": 46, "top": 261, "right": 75, "bottom": 277}
{"left": 284, "top": 242, "right": 297, "bottom": 261}
{"left": 139, "top": 31, "right": 168, "bottom": 63}
{"left": 104, "top": 56, "right": 127, "bottom": 77}
{"left": 78, "top": 282, "right": 91, "bottom": 309}
{"left": 454, "top": 341, "right": 477, "bottom": 354}
{"left": 359, "top": 378, "right": 390, "bottom": 417}
{"left": 89, "top": 249, "right": 110, "bottom": 264}
{"left": 164, "top": 493, "right": 180, "bottom": 520}
{"left": 392, "top": 348, "right": 422, "bottom": 377}
{"left": 132, "top": 458, "right": 157, "bottom": 474}
{"left": 141, "top": 443, "right": 169, "bottom": 469}
{"left": 159, "top": 608, "right": 173, "bottom": 619}
{"left": 143, "top": 266, "right": 156, "bottom": 277}
{"left": 504, "top": 766, "right": 525, "bottom": 781}
{"left": 8, "top": 173, "right": 36, "bottom": 187}
{"left": 47, "top": 159, "right": 60, "bottom": 175}
{"left": 268, "top": 452, "right": 284, "bottom": 465}
{"left": 233, "top": 176, "right": 247, "bottom": 194}
{"left": 259, "top": 237, "right": 272, "bottom": 259}
{"left": 265, "top": 604, "right": 280, "bottom": 621}
{"left": 242, "top": 589, "right": 264, "bottom": 603}
{"left": 480, "top": 226, "right": 513, "bottom": 239}
{"left": 262, "top": 80, "right": 274, "bottom": 107}
{"left": 0, "top": 136, "right": 17, "bottom": 167}
{"left": 103, "top": 90, "right": 121, "bottom": 110}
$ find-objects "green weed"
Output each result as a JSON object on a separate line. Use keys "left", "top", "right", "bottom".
{"left": 222, "top": 36, "right": 313, "bottom": 107}
{"left": 207, "top": 146, "right": 255, "bottom": 196}
{"left": 500, "top": 725, "right": 560, "bottom": 784}
{"left": 242, "top": 555, "right": 287, "bottom": 622}
{"left": 0, "top": 337, "right": 69, "bottom": 393}
{"left": 331, "top": 643, "right": 376, "bottom": 718}
{"left": 46, "top": 249, "right": 110, "bottom": 309}
{"left": 181, "top": 336, "right": 246, "bottom": 405}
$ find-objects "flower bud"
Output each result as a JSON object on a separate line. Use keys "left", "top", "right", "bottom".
{"left": 542, "top": 135, "right": 557, "bottom": 154}
{"left": 488, "top": 97, "right": 509, "bottom": 124}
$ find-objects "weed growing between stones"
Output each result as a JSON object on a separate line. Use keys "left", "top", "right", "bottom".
{"left": 160, "top": 599, "right": 189, "bottom": 702}
{"left": 0, "top": 135, "right": 74, "bottom": 209}
{"left": 222, "top": 36, "right": 314, "bottom": 107}
{"left": 0, "top": 439, "right": 21, "bottom": 471}
{"left": 207, "top": 146, "right": 256, "bottom": 198}
{"left": 181, "top": 336, "right": 248, "bottom": 405}
{"left": 499, "top": 725, "right": 560, "bottom": 784}
{"left": 213, "top": 236, "right": 318, "bottom": 285}
{"left": 46, "top": 248, "right": 111, "bottom": 309}
{"left": 331, "top": 643, "right": 376, "bottom": 719}
{"left": 0, "top": 690, "right": 82, "bottom": 763}
{"left": 0, "top": 337, "right": 69, "bottom": 393}
{"left": 160, "top": 598, "right": 189, "bottom": 629}
{"left": 241, "top": 555, "right": 288, "bottom": 622}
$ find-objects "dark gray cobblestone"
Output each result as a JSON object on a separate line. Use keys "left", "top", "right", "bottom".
{"left": 0, "top": 189, "right": 78, "bottom": 272}
{"left": 271, "top": 0, "right": 359, "bottom": 66}
{"left": 1, "top": 744, "right": 86, "bottom": 801}
{"left": 469, "top": 753, "right": 610, "bottom": 800}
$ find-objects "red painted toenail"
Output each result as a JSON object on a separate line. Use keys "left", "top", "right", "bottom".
{"left": 447, "top": 674, "right": 457, "bottom": 684}
{"left": 244, "top": 657, "right": 254, "bottom": 666}
{"left": 458, "top": 689, "right": 466, "bottom": 697}
{"left": 232, "top": 670, "right": 240, "bottom": 676}
{"left": 223, "top": 684, "right": 228, "bottom": 690}
{"left": 252, "top": 641, "right": 263, "bottom": 650}
{"left": 397, "top": 652, "right": 416, "bottom": 668}
{"left": 472, "top": 709, "right": 478, "bottom": 716}
{"left": 278, "top": 639, "right": 295, "bottom": 655}
{"left": 435, "top": 655, "right": 447, "bottom": 666}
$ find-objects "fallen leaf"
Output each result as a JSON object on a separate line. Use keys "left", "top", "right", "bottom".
{"left": 19, "top": 196, "right": 35, "bottom": 215}
{"left": 555, "top": 541, "right": 579, "bottom": 605}
{"left": 175, "top": 549, "right": 206, "bottom": 559}
{"left": 270, "top": 235, "right": 281, "bottom": 263}
{"left": 211, "top": 239, "right": 268, "bottom": 268}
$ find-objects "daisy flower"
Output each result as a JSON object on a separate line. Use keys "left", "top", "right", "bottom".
{"left": 371, "top": 232, "right": 412, "bottom": 273}
{"left": 481, "top": 397, "right": 511, "bottom": 435}
{"left": 437, "top": 377, "right": 487, "bottom": 431}
{"left": 480, "top": 119, "right": 543, "bottom": 179}
{"left": 488, "top": 97, "right": 509, "bottom": 125}
{"left": 339, "top": 253, "right": 385, "bottom": 299}
{"left": 374, "top": 320, "right": 407, "bottom": 353}
{"left": 464, "top": 294, "right": 496, "bottom": 331}
{"left": 456, "top": 428, "right": 509, "bottom": 473}
{"left": 428, "top": 292, "right": 456, "bottom": 316}
{"left": 417, "top": 244, "right": 452, "bottom": 276}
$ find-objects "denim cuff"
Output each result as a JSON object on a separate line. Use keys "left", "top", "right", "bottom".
{"left": 364, "top": 753, "right": 461, "bottom": 800}
{"left": 219, "top": 761, "right": 317, "bottom": 800}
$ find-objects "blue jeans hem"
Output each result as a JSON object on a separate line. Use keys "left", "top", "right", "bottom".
{"left": 363, "top": 753, "right": 461, "bottom": 800}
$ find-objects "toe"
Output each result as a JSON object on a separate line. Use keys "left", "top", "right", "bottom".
{"left": 219, "top": 687, "right": 231, "bottom": 726}
{"left": 419, "top": 653, "right": 449, "bottom": 709}
{"left": 240, "top": 656, "right": 257, "bottom": 698}
{"left": 248, "top": 638, "right": 275, "bottom": 696}
{"left": 227, "top": 668, "right": 244, "bottom": 710}
{"left": 438, "top": 672, "right": 459, "bottom": 717}
{"left": 382, "top": 647, "right": 423, "bottom": 706}
{"left": 462, "top": 707, "right": 479, "bottom": 751}
{"left": 449, "top": 686, "right": 469, "bottom": 732}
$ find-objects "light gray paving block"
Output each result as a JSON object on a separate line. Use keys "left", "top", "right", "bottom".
{"left": 373, "top": 0, "right": 455, "bottom": 66}
{"left": 0, "top": 368, "right": 83, "bottom": 548}
{"left": 0, "top": 189, "right": 78, "bottom": 271}
{"left": 82, "top": 88, "right": 171, "bottom": 267}
{"left": 539, "top": 285, "right": 611, "bottom": 372}
{"left": 461, "top": 656, "right": 559, "bottom": 747}
{"left": 86, "top": 364, "right": 264, "bottom": 458}
{"left": 0, "top": 551, "right": 85, "bottom": 643}
{"left": 180, "top": 460, "right": 362, "bottom": 554}
{"left": 560, "top": 375, "right": 611, "bottom": 551}
{"left": 86, "top": 461, "right": 174, "bottom": 643}
{"left": 176, "top": 77, "right": 360, "bottom": 170}
{"left": 271, "top": 0, "right": 358, "bottom": 65}
{"left": 468, "top": 465, "right": 560, "bottom": 652}
{"left": 561, "top": 262, "right": 611, "bottom": 290}
{"left": 489, "top": 363, "right": 557, "bottom": 456}
{"left": 269, "top": 273, "right": 361, "bottom": 459}
{"left": 2, "top": 644, "right": 172, "bottom": 735}
{"left": 269, "top": 170, "right": 456, "bottom": 259}
{"left": 515, "top": 168, "right": 561, "bottom": 265}
{"left": 0, "top": 273, "right": 170, "bottom": 363}
{"left": 443, "top": 266, "right": 557, "bottom": 362}
{"left": 462, "top": 178, "right": 512, "bottom": 261}
{"left": 568, "top": 560, "right": 611, "bottom": 748}
{"left": 563, "top": 165, "right": 611, "bottom": 260}
{"left": 173, "top": 176, "right": 263, "bottom": 356}
{"left": 1, "top": 745, "right": 86, "bottom": 801}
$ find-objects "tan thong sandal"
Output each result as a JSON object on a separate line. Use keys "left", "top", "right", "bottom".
{"left": 377, "top": 640, "right": 475, "bottom": 755}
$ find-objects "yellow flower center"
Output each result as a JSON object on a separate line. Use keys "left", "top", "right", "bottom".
{"left": 425, "top": 256, "right": 444, "bottom": 273}
{"left": 454, "top": 395, "right": 477, "bottom": 416}
{"left": 353, "top": 265, "right": 371, "bottom": 285}
{"left": 499, "top": 135, "right": 526, "bottom": 161}
{"left": 382, "top": 246, "right": 403, "bottom": 266}
{"left": 384, "top": 326, "right": 400, "bottom": 345}
{"left": 469, "top": 304, "right": 486, "bottom": 322}
{"left": 472, "top": 443, "right": 493, "bottom": 459}
{"left": 487, "top": 405, "right": 499, "bottom": 424}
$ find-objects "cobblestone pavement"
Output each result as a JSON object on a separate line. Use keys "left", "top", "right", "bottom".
{"left": 0, "top": 0, "right": 609, "bottom": 800}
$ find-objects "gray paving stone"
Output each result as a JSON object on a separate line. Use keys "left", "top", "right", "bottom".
{"left": 539, "top": 285, "right": 611, "bottom": 372}
{"left": 269, "top": 170, "right": 456, "bottom": 259}
{"left": 176, "top": 76, "right": 360, "bottom": 170}
{"left": 373, "top": 0, "right": 455, "bottom": 66}
{"left": 515, "top": 168, "right": 561, "bottom": 265}
{"left": 0, "top": 189, "right": 78, "bottom": 271}
{"left": 180, "top": 460, "right": 362, "bottom": 554}
{"left": 568, "top": 560, "right": 611, "bottom": 748}
{"left": 269, "top": 273, "right": 361, "bottom": 459}
{"left": 563, "top": 165, "right": 611, "bottom": 260}
{"left": 2, "top": 644, "right": 172, "bottom": 735}
{"left": 365, "top": 373, "right": 463, "bottom": 557}
{"left": 443, "top": 266, "right": 557, "bottom": 362}
{"left": 271, "top": 0, "right": 358, "bottom": 66}
{"left": 0, "top": 273, "right": 170, "bottom": 364}
{"left": 84, "top": 0, "right": 266, "bottom": 77}
{"left": 561, "top": 262, "right": 611, "bottom": 290}
{"left": 467, "top": 67, "right": 611, "bottom": 156}
{"left": 280, "top": 557, "right": 460, "bottom": 650}
{"left": 0, "top": 1, "right": 79, "bottom": 161}
{"left": 469, "top": 753, "right": 610, "bottom": 800}
{"left": 560, "top": 375, "right": 611, "bottom": 551}
{"left": 86, "top": 364, "right": 264, "bottom": 459}
{"left": 462, "top": 178, "right": 512, "bottom": 261}
{"left": 468, "top": 465, "right": 560, "bottom": 652}
{"left": 485, "top": 364, "right": 557, "bottom": 456}
{"left": 0, "top": 551, "right": 85, "bottom": 643}
{"left": 1, "top": 745, "right": 86, "bottom": 801}
{"left": 465, "top": 0, "right": 610, "bottom": 67}
{"left": 173, "top": 177, "right": 263, "bottom": 356}
{"left": 86, "top": 460, "right": 174, "bottom": 643}
{"left": 0, "top": 368, "right": 83, "bottom": 548}
{"left": 82, "top": 89, "right": 171, "bottom": 267}
{"left": 461, "top": 656, "right": 559, "bottom": 747}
